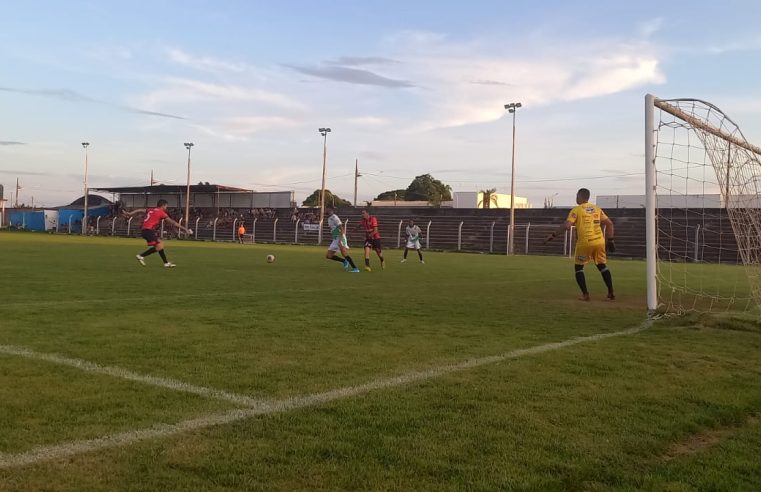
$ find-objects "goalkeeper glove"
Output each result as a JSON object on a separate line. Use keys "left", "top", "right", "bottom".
{"left": 607, "top": 238, "right": 616, "bottom": 253}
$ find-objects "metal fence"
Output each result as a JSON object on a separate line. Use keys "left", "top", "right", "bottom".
{"left": 87, "top": 216, "right": 584, "bottom": 257}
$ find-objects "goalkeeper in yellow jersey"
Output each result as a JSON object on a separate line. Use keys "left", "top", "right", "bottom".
{"left": 545, "top": 188, "right": 616, "bottom": 301}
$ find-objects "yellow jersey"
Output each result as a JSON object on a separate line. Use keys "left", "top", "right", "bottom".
{"left": 567, "top": 203, "right": 608, "bottom": 248}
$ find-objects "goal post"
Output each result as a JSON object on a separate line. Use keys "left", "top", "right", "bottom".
{"left": 646, "top": 94, "right": 761, "bottom": 316}
{"left": 645, "top": 94, "right": 657, "bottom": 314}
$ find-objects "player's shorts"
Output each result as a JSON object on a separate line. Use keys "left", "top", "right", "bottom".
{"left": 328, "top": 236, "right": 349, "bottom": 252}
{"left": 574, "top": 243, "right": 606, "bottom": 265}
{"left": 406, "top": 239, "right": 421, "bottom": 249}
{"left": 364, "top": 238, "right": 382, "bottom": 250}
{"left": 141, "top": 228, "right": 160, "bottom": 246}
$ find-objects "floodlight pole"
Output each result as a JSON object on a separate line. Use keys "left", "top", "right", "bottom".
{"left": 81, "top": 142, "right": 90, "bottom": 235}
{"left": 504, "top": 102, "right": 522, "bottom": 255}
{"left": 318, "top": 128, "right": 331, "bottom": 244}
{"left": 354, "top": 158, "right": 360, "bottom": 207}
{"left": 184, "top": 143, "right": 194, "bottom": 233}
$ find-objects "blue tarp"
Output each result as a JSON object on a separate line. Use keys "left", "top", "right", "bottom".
{"left": 9, "top": 211, "right": 45, "bottom": 231}
{"left": 58, "top": 206, "right": 111, "bottom": 232}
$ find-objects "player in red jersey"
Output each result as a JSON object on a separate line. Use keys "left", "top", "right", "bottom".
{"left": 357, "top": 209, "right": 385, "bottom": 272}
{"left": 122, "top": 199, "right": 192, "bottom": 268}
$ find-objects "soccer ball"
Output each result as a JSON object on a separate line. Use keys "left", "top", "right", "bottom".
{"left": 266, "top": 254, "right": 275, "bottom": 263}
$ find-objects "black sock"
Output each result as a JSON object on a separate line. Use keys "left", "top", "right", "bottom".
{"left": 329, "top": 256, "right": 345, "bottom": 263}
{"left": 140, "top": 247, "right": 156, "bottom": 257}
{"left": 378, "top": 254, "right": 384, "bottom": 263}
{"left": 404, "top": 248, "right": 409, "bottom": 259}
{"left": 345, "top": 255, "right": 357, "bottom": 268}
{"left": 159, "top": 250, "right": 168, "bottom": 263}
{"left": 597, "top": 264, "right": 614, "bottom": 293}
{"left": 365, "top": 257, "right": 370, "bottom": 267}
{"left": 417, "top": 250, "right": 423, "bottom": 261}
{"left": 575, "top": 265, "right": 588, "bottom": 294}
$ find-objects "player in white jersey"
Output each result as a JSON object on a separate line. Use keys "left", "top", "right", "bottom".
{"left": 402, "top": 218, "right": 425, "bottom": 263}
{"left": 324, "top": 205, "right": 359, "bottom": 273}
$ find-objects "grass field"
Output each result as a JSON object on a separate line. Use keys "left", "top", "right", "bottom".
{"left": 1, "top": 232, "right": 760, "bottom": 491}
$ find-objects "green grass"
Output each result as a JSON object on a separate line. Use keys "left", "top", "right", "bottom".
{"left": 0, "top": 232, "right": 760, "bottom": 491}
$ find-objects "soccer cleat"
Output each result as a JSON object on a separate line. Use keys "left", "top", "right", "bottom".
{"left": 381, "top": 260, "right": 386, "bottom": 270}
{"left": 364, "top": 266, "right": 372, "bottom": 272}
{"left": 420, "top": 260, "right": 425, "bottom": 264}
{"left": 350, "top": 268, "right": 360, "bottom": 273}
{"left": 579, "top": 293, "right": 591, "bottom": 302}
{"left": 401, "top": 259, "right": 407, "bottom": 263}
{"left": 342, "top": 259, "right": 350, "bottom": 271}
{"left": 164, "top": 262, "right": 177, "bottom": 268}
{"left": 136, "top": 255, "right": 145, "bottom": 266}
{"left": 607, "top": 292, "right": 616, "bottom": 301}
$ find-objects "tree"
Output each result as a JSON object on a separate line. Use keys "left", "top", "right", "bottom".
{"left": 302, "top": 189, "right": 351, "bottom": 207}
{"left": 477, "top": 188, "right": 499, "bottom": 209}
{"left": 406, "top": 174, "right": 452, "bottom": 205}
{"left": 374, "top": 189, "right": 407, "bottom": 201}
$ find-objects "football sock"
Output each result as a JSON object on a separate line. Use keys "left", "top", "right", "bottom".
{"left": 417, "top": 250, "right": 423, "bottom": 261}
{"left": 329, "top": 256, "right": 345, "bottom": 263}
{"left": 365, "top": 258, "right": 371, "bottom": 267}
{"left": 403, "top": 248, "right": 409, "bottom": 259}
{"left": 345, "top": 255, "right": 357, "bottom": 268}
{"left": 574, "top": 265, "right": 588, "bottom": 294}
{"left": 140, "top": 247, "right": 156, "bottom": 257}
{"left": 597, "top": 264, "right": 614, "bottom": 293}
{"left": 159, "top": 250, "right": 168, "bottom": 263}
{"left": 378, "top": 254, "right": 384, "bottom": 263}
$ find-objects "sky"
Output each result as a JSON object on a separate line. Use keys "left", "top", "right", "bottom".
{"left": 2, "top": 0, "right": 761, "bottom": 208}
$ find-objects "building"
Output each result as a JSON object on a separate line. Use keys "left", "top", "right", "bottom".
{"left": 452, "top": 192, "right": 530, "bottom": 209}
{"left": 94, "top": 185, "right": 294, "bottom": 210}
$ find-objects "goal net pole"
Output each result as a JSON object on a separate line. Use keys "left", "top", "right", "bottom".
{"left": 645, "top": 94, "right": 658, "bottom": 313}
{"left": 646, "top": 94, "right": 761, "bottom": 315}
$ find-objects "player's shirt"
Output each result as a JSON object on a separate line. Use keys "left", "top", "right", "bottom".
{"left": 406, "top": 225, "right": 421, "bottom": 241}
{"left": 328, "top": 213, "right": 343, "bottom": 239}
{"left": 567, "top": 203, "right": 608, "bottom": 248}
{"left": 142, "top": 207, "right": 169, "bottom": 230}
{"left": 238, "top": 226, "right": 246, "bottom": 235}
{"left": 360, "top": 216, "right": 381, "bottom": 239}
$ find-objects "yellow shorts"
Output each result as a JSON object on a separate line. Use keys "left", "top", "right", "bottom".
{"left": 575, "top": 243, "right": 607, "bottom": 266}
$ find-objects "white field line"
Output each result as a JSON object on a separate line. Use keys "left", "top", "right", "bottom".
{"left": 0, "top": 321, "right": 650, "bottom": 470}
{"left": 0, "top": 346, "right": 266, "bottom": 408}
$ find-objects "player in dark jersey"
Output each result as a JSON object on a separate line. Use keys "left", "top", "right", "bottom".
{"left": 357, "top": 209, "right": 385, "bottom": 272}
{"left": 122, "top": 199, "right": 192, "bottom": 268}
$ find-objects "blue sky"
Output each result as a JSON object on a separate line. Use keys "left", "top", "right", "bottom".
{"left": 2, "top": 0, "right": 761, "bottom": 207}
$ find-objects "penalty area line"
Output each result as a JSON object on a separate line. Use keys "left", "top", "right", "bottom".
{"left": 0, "top": 345, "right": 267, "bottom": 409}
{"left": 0, "top": 321, "right": 651, "bottom": 470}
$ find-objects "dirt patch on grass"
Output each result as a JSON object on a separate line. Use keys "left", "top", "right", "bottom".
{"left": 664, "top": 414, "right": 760, "bottom": 460}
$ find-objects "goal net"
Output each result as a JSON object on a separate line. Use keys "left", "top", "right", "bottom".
{"left": 646, "top": 95, "right": 761, "bottom": 315}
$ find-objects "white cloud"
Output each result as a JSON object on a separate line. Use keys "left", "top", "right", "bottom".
{"left": 346, "top": 116, "right": 389, "bottom": 126}
{"left": 638, "top": 17, "right": 664, "bottom": 38}
{"left": 138, "top": 77, "right": 305, "bottom": 112}
{"left": 383, "top": 35, "right": 665, "bottom": 130}
{"left": 165, "top": 48, "right": 247, "bottom": 73}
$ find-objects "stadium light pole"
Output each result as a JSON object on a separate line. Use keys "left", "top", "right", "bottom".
{"left": 318, "top": 128, "right": 331, "bottom": 244}
{"left": 504, "top": 102, "right": 522, "bottom": 255}
{"left": 184, "top": 142, "right": 194, "bottom": 235}
{"left": 81, "top": 142, "right": 90, "bottom": 235}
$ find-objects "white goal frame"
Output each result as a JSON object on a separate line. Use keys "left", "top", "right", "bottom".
{"left": 645, "top": 93, "right": 761, "bottom": 315}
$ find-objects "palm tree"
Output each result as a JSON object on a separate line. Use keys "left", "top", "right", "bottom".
{"left": 477, "top": 188, "right": 499, "bottom": 209}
